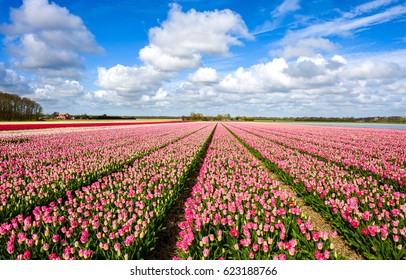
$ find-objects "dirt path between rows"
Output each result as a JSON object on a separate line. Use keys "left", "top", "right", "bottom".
{"left": 145, "top": 187, "right": 193, "bottom": 260}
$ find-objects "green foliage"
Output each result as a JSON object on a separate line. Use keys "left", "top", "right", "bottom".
{"left": 0, "top": 91, "right": 43, "bottom": 121}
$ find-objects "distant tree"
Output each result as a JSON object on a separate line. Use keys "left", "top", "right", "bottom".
{"left": 0, "top": 91, "right": 43, "bottom": 121}
{"left": 242, "top": 116, "right": 254, "bottom": 121}
{"left": 77, "top": 113, "right": 89, "bottom": 120}
{"left": 190, "top": 112, "right": 204, "bottom": 121}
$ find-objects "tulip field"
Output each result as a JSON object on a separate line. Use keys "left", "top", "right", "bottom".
{"left": 224, "top": 123, "right": 406, "bottom": 260}
{"left": 174, "top": 125, "right": 341, "bottom": 260}
{"left": 0, "top": 121, "right": 405, "bottom": 260}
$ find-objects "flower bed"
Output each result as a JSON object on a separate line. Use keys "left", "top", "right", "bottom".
{"left": 0, "top": 124, "right": 215, "bottom": 259}
{"left": 226, "top": 123, "right": 406, "bottom": 259}
{"left": 230, "top": 123, "right": 406, "bottom": 186}
{"left": 0, "top": 123, "right": 207, "bottom": 221}
{"left": 175, "top": 125, "right": 341, "bottom": 260}
{"left": 0, "top": 121, "right": 185, "bottom": 131}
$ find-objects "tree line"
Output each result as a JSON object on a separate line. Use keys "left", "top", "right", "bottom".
{"left": 182, "top": 113, "right": 254, "bottom": 121}
{"left": 255, "top": 116, "right": 406, "bottom": 123}
{"left": 182, "top": 113, "right": 405, "bottom": 123}
{"left": 0, "top": 91, "right": 43, "bottom": 121}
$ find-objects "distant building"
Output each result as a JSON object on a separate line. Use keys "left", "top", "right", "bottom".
{"left": 56, "top": 113, "right": 74, "bottom": 120}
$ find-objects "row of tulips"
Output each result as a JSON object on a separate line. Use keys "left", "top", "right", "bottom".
{"left": 232, "top": 123, "right": 406, "bottom": 186}
{"left": 0, "top": 121, "right": 185, "bottom": 131}
{"left": 225, "top": 124, "right": 406, "bottom": 259}
{"left": 0, "top": 123, "right": 209, "bottom": 221}
{"left": 174, "top": 125, "right": 342, "bottom": 260}
{"left": 0, "top": 124, "right": 215, "bottom": 259}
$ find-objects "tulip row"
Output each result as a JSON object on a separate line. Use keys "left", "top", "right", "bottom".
{"left": 174, "top": 125, "right": 342, "bottom": 260}
{"left": 0, "top": 123, "right": 208, "bottom": 221}
{"left": 0, "top": 124, "right": 215, "bottom": 259}
{"left": 225, "top": 124, "right": 406, "bottom": 259}
{"left": 231, "top": 123, "right": 406, "bottom": 187}
{"left": 0, "top": 121, "right": 185, "bottom": 131}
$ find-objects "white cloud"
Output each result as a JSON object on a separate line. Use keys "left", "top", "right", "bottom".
{"left": 95, "top": 64, "right": 172, "bottom": 94}
{"left": 188, "top": 67, "right": 219, "bottom": 83}
{"left": 254, "top": 0, "right": 301, "bottom": 34}
{"left": 267, "top": 1, "right": 406, "bottom": 76}
{"left": 139, "top": 45, "right": 201, "bottom": 71}
{"left": 16, "top": 34, "right": 83, "bottom": 70}
{"left": 219, "top": 58, "right": 291, "bottom": 93}
{"left": 283, "top": 4, "right": 406, "bottom": 42}
{"left": 32, "top": 78, "right": 84, "bottom": 99}
{"left": 272, "top": 0, "right": 301, "bottom": 18}
{"left": 348, "top": 49, "right": 406, "bottom": 67}
{"left": 0, "top": 62, "right": 30, "bottom": 94}
{"left": 344, "top": 60, "right": 403, "bottom": 80}
{"left": 157, "top": 52, "right": 405, "bottom": 117}
{"left": 347, "top": 0, "right": 398, "bottom": 17}
{"left": 382, "top": 81, "right": 406, "bottom": 94}
{"left": 95, "top": 4, "right": 251, "bottom": 103}
{"left": 276, "top": 38, "right": 337, "bottom": 58}
{"left": 140, "top": 88, "right": 170, "bottom": 107}
{"left": 140, "top": 88, "right": 168, "bottom": 102}
{"left": 139, "top": 3, "right": 252, "bottom": 71}
{"left": 0, "top": 0, "right": 102, "bottom": 77}
{"left": 83, "top": 90, "right": 120, "bottom": 105}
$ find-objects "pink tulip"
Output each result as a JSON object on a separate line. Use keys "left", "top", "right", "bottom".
{"left": 203, "top": 248, "right": 209, "bottom": 258}
{"left": 51, "top": 234, "right": 59, "bottom": 243}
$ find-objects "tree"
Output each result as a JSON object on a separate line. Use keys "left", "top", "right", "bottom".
{"left": 190, "top": 112, "right": 204, "bottom": 121}
{"left": 0, "top": 91, "right": 43, "bottom": 121}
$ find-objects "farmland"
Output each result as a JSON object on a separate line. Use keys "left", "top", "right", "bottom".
{"left": 0, "top": 121, "right": 405, "bottom": 260}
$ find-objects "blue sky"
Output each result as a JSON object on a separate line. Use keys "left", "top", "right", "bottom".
{"left": 0, "top": 0, "right": 405, "bottom": 117}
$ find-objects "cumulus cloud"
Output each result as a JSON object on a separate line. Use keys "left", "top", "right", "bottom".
{"left": 15, "top": 34, "right": 83, "bottom": 70}
{"left": 344, "top": 60, "right": 403, "bottom": 80}
{"left": 95, "top": 4, "right": 252, "bottom": 103}
{"left": 83, "top": 90, "right": 121, "bottom": 106}
{"left": 276, "top": 38, "right": 337, "bottom": 58}
{"left": 0, "top": 62, "right": 30, "bottom": 93}
{"left": 139, "top": 45, "right": 201, "bottom": 72}
{"left": 32, "top": 78, "right": 84, "bottom": 100}
{"left": 95, "top": 64, "right": 172, "bottom": 95}
{"left": 188, "top": 67, "right": 219, "bottom": 84}
{"left": 0, "top": 0, "right": 102, "bottom": 77}
{"left": 284, "top": 55, "right": 347, "bottom": 83}
{"left": 155, "top": 51, "right": 405, "bottom": 117}
{"left": 139, "top": 3, "right": 252, "bottom": 71}
{"left": 217, "top": 54, "right": 402, "bottom": 96}
{"left": 219, "top": 58, "right": 291, "bottom": 93}
{"left": 140, "top": 88, "right": 170, "bottom": 107}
